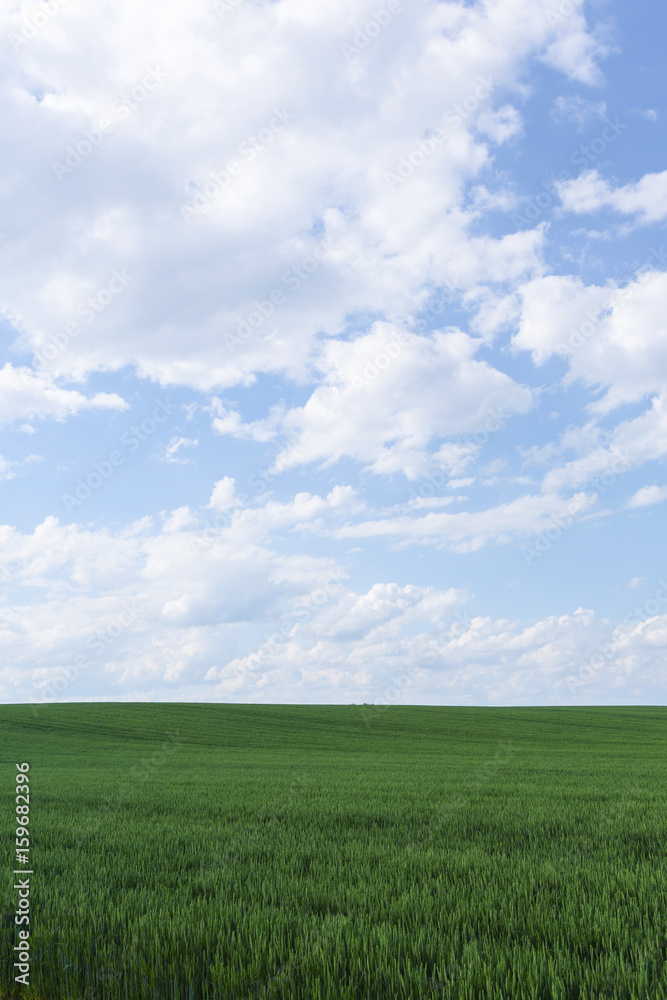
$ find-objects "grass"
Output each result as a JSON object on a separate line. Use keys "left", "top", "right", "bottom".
{"left": 1, "top": 703, "right": 666, "bottom": 999}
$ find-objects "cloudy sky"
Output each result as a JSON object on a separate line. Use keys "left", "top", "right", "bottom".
{"left": 1, "top": 0, "right": 665, "bottom": 707}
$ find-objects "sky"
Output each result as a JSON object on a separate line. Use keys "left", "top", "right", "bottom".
{"left": 1, "top": 0, "right": 666, "bottom": 707}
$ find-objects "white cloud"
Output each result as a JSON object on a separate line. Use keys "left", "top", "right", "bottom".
{"left": 0, "top": 452, "right": 41, "bottom": 481}
{"left": 476, "top": 105, "right": 522, "bottom": 144}
{"left": 208, "top": 398, "right": 281, "bottom": 442}
{"left": 469, "top": 186, "right": 518, "bottom": 214}
{"left": 223, "top": 485, "right": 363, "bottom": 545}
{"left": 207, "top": 477, "right": 242, "bottom": 513}
{"left": 161, "top": 436, "right": 198, "bottom": 463}
{"left": 551, "top": 95, "right": 607, "bottom": 128}
{"left": 0, "top": 0, "right": 601, "bottom": 394}
{"left": 0, "top": 490, "right": 355, "bottom": 698}
{"left": 2, "top": 0, "right": 648, "bottom": 709}
{"left": 557, "top": 168, "right": 667, "bottom": 224}
{"left": 200, "top": 602, "right": 667, "bottom": 706}
{"left": 540, "top": 9, "right": 612, "bottom": 86}
{"left": 0, "top": 363, "right": 127, "bottom": 425}
{"left": 334, "top": 490, "right": 598, "bottom": 552}
{"left": 0, "top": 456, "right": 15, "bottom": 481}
{"left": 266, "top": 323, "right": 534, "bottom": 479}
{"left": 513, "top": 269, "right": 667, "bottom": 414}
{"left": 0, "top": 490, "right": 665, "bottom": 704}
{"left": 433, "top": 442, "right": 481, "bottom": 477}
{"left": 627, "top": 485, "right": 667, "bottom": 509}
{"left": 512, "top": 270, "right": 667, "bottom": 492}
{"left": 540, "top": 393, "right": 667, "bottom": 494}
{"left": 512, "top": 274, "right": 611, "bottom": 365}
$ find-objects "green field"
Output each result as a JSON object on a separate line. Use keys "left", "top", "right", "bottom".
{"left": 1, "top": 703, "right": 666, "bottom": 999}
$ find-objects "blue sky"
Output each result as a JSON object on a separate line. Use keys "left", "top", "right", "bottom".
{"left": 1, "top": 0, "right": 666, "bottom": 706}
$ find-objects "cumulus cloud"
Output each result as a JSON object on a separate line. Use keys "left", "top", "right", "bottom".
{"left": 202, "top": 601, "right": 667, "bottom": 706}
{"left": 208, "top": 398, "right": 281, "bottom": 442}
{"left": 627, "top": 485, "right": 667, "bottom": 509}
{"left": 0, "top": 363, "right": 127, "bottom": 425}
{"left": 4, "top": 0, "right": 656, "bottom": 708}
{"left": 259, "top": 323, "right": 535, "bottom": 479}
{"left": 0, "top": 484, "right": 664, "bottom": 704}
{"left": 0, "top": 490, "right": 355, "bottom": 699}
{"left": 540, "top": 7, "right": 612, "bottom": 86}
{"left": 513, "top": 269, "right": 667, "bottom": 414}
{"left": 0, "top": 0, "right": 601, "bottom": 394}
{"left": 207, "top": 477, "right": 242, "bottom": 513}
{"left": 476, "top": 105, "right": 522, "bottom": 144}
{"left": 557, "top": 168, "right": 667, "bottom": 224}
